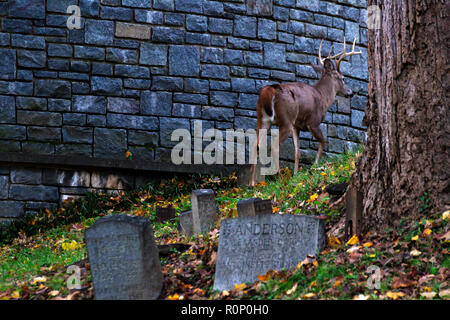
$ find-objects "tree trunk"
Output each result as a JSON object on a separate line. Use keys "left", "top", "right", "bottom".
{"left": 350, "top": 0, "right": 449, "bottom": 232}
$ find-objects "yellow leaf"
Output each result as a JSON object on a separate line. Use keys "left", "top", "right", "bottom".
{"left": 257, "top": 274, "right": 270, "bottom": 282}
{"left": 303, "top": 293, "right": 316, "bottom": 299}
{"left": 307, "top": 193, "right": 318, "bottom": 203}
{"left": 346, "top": 234, "right": 359, "bottom": 246}
{"left": 411, "top": 235, "right": 419, "bottom": 241}
{"left": 442, "top": 210, "right": 449, "bottom": 221}
{"left": 32, "top": 276, "right": 47, "bottom": 285}
{"left": 333, "top": 280, "right": 342, "bottom": 288}
{"left": 368, "top": 254, "right": 376, "bottom": 258}
{"left": 312, "top": 260, "right": 319, "bottom": 267}
{"left": 286, "top": 283, "right": 298, "bottom": 295}
{"left": 410, "top": 249, "right": 422, "bottom": 257}
{"left": 234, "top": 283, "right": 246, "bottom": 291}
{"left": 328, "top": 234, "right": 342, "bottom": 248}
{"left": 309, "top": 280, "right": 317, "bottom": 288}
{"left": 386, "top": 291, "right": 405, "bottom": 300}
{"left": 422, "top": 228, "right": 432, "bottom": 237}
{"left": 168, "top": 293, "right": 181, "bottom": 300}
{"left": 11, "top": 291, "right": 20, "bottom": 299}
{"left": 363, "top": 242, "right": 373, "bottom": 248}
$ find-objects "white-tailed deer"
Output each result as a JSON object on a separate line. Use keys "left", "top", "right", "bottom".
{"left": 249, "top": 38, "right": 362, "bottom": 186}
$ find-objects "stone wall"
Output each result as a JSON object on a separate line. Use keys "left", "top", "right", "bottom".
{"left": 0, "top": 0, "right": 369, "bottom": 220}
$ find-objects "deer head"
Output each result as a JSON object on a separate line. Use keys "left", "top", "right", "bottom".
{"left": 312, "top": 37, "right": 362, "bottom": 98}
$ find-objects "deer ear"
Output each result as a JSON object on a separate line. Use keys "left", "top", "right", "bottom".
{"left": 323, "top": 59, "right": 335, "bottom": 72}
{"left": 311, "top": 64, "right": 323, "bottom": 76}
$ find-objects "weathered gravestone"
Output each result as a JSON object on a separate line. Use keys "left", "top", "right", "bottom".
{"left": 155, "top": 206, "right": 175, "bottom": 223}
{"left": 85, "top": 215, "right": 163, "bottom": 300}
{"left": 191, "top": 189, "right": 217, "bottom": 234}
{"left": 177, "top": 209, "right": 194, "bottom": 236}
{"left": 237, "top": 198, "right": 273, "bottom": 217}
{"left": 214, "top": 214, "right": 326, "bottom": 291}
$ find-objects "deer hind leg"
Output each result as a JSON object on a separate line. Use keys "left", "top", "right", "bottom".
{"left": 249, "top": 121, "right": 272, "bottom": 186}
{"left": 273, "top": 123, "right": 293, "bottom": 174}
{"left": 309, "top": 126, "right": 326, "bottom": 165}
{"left": 292, "top": 127, "right": 300, "bottom": 174}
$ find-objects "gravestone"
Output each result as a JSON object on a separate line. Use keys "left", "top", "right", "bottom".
{"left": 237, "top": 198, "right": 272, "bottom": 217}
{"left": 177, "top": 209, "right": 194, "bottom": 236}
{"left": 155, "top": 206, "right": 175, "bottom": 223}
{"left": 85, "top": 215, "right": 163, "bottom": 300}
{"left": 214, "top": 214, "right": 326, "bottom": 291}
{"left": 191, "top": 189, "right": 217, "bottom": 234}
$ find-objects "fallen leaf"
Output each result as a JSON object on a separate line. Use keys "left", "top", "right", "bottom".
{"left": 422, "top": 228, "right": 432, "bottom": 237}
{"left": 353, "top": 294, "right": 369, "bottom": 300}
{"left": 439, "top": 289, "right": 450, "bottom": 298}
{"left": 346, "top": 234, "right": 359, "bottom": 246}
{"left": 442, "top": 210, "right": 449, "bottom": 221}
{"left": 391, "top": 277, "right": 417, "bottom": 289}
{"left": 286, "top": 283, "right": 298, "bottom": 295}
{"left": 346, "top": 246, "right": 361, "bottom": 254}
{"left": 411, "top": 235, "right": 419, "bottom": 241}
{"left": 303, "top": 293, "right": 316, "bottom": 299}
{"left": 257, "top": 274, "right": 270, "bottom": 282}
{"left": 386, "top": 291, "right": 405, "bottom": 300}
{"left": 420, "top": 292, "right": 436, "bottom": 299}
{"left": 328, "top": 234, "right": 342, "bottom": 248}
{"left": 410, "top": 249, "right": 422, "bottom": 257}
{"left": 234, "top": 283, "right": 246, "bottom": 291}
{"left": 363, "top": 242, "right": 373, "bottom": 248}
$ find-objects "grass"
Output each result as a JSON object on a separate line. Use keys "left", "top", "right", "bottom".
{"left": 1, "top": 146, "right": 448, "bottom": 300}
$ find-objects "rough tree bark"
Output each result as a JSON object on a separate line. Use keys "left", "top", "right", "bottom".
{"left": 350, "top": 0, "right": 449, "bottom": 232}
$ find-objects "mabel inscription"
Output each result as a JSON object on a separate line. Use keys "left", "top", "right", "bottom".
{"left": 85, "top": 215, "right": 163, "bottom": 300}
{"left": 214, "top": 214, "right": 326, "bottom": 291}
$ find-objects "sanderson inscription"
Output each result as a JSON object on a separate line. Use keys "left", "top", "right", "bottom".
{"left": 213, "top": 214, "right": 326, "bottom": 291}
{"left": 85, "top": 215, "right": 163, "bottom": 300}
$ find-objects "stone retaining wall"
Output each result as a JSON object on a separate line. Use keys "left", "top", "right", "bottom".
{"left": 0, "top": 0, "right": 368, "bottom": 219}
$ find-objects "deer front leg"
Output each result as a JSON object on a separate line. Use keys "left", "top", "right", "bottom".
{"left": 291, "top": 127, "right": 300, "bottom": 174}
{"left": 309, "top": 126, "right": 326, "bottom": 165}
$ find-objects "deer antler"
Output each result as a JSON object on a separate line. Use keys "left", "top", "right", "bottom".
{"left": 334, "top": 37, "right": 362, "bottom": 72}
{"left": 318, "top": 40, "right": 342, "bottom": 67}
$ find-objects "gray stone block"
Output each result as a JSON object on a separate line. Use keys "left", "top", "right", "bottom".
{"left": 141, "top": 91, "right": 172, "bottom": 116}
{"left": 0, "top": 176, "right": 8, "bottom": 199}
{"left": 62, "top": 126, "right": 93, "bottom": 144}
{"left": 94, "top": 128, "right": 127, "bottom": 158}
{"left": 0, "top": 49, "right": 16, "bottom": 80}
{"left": 140, "top": 43, "right": 167, "bottom": 66}
{"left": 10, "top": 185, "right": 59, "bottom": 201}
{"left": 17, "top": 50, "right": 46, "bottom": 68}
{"left": 10, "top": 168, "right": 42, "bottom": 185}
{"left": 35, "top": 80, "right": 71, "bottom": 98}
{"left": 202, "top": 106, "right": 234, "bottom": 122}
{"left": 175, "top": 0, "right": 202, "bottom": 13}
{"left": 128, "top": 130, "right": 158, "bottom": 146}
{"left": 172, "top": 104, "right": 201, "bottom": 118}
{"left": 0, "top": 201, "right": 25, "bottom": 218}
{"left": 151, "top": 76, "right": 183, "bottom": 91}
{"left": 85, "top": 20, "right": 114, "bottom": 45}
{"left": 74, "top": 46, "right": 105, "bottom": 60}
{"left": 73, "top": 95, "right": 107, "bottom": 114}
{"left": 17, "top": 110, "right": 62, "bottom": 127}
{"left": 0, "top": 125, "right": 26, "bottom": 140}
{"left": 115, "top": 65, "right": 150, "bottom": 78}
{"left": 151, "top": 27, "right": 185, "bottom": 43}
{"left": 107, "top": 97, "right": 140, "bottom": 114}
{"left": 234, "top": 16, "right": 256, "bottom": 38}
{"left": 169, "top": 46, "right": 200, "bottom": 76}
{"left": 159, "top": 117, "right": 190, "bottom": 148}
{"left": 11, "top": 34, "right": 46, "bottom": 49}
{"left": 106, "top": 48, "right": 138, "bottom": 64}
{"left": 107, "top": 114, "right": 158, "bottom": 131}
{"left": 27, "top": 126, "right": 61, "bottom": 143}
{"left": 91, "top": 77, "right": 122, "bottom": 96}
{"left": 210, "top": 91, "right": 238, "bottom": 107}
{"left": 264, "top": 43, "right": 286, "bottom": 69}
{"left": 208, "top": 18, "right": 233, "bottom": 35}
{"left": 10, "top": 0, "right": 45, "bottom": 19}
{"left": 201, "top": 64, "right": 229, "bottom": 80}
{"left": 258, "top": 19, "right": 277, "bottom": 40}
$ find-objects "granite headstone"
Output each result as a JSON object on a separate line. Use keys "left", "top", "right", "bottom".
{"left": 237, "top": 198, "right": 272, "bottom": 217}
{"left": 191, "top": 189, "right": 217, "bottom": 234}
{"left": 177, "top": 209, "right": 194, "bottom": 236}
{"left": 85, "top": 215, "right": 163, "bottom": 300}
{"left": 214, "top": 214, "right": 326, "bottom": 291}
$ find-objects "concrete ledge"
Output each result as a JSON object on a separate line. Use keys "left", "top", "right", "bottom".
{"left": 0, "top": 152, "right": 248, "bottom": 177}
